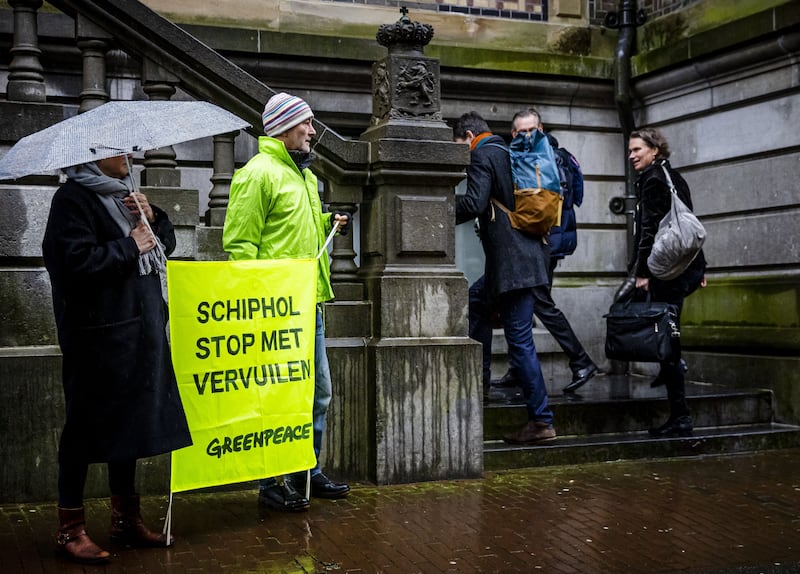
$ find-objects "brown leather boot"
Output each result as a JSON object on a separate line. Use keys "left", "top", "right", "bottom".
{"left": 56, "top": 506, "right": 111, "bottom": 564}
{"left": 502, "top": 420, "right": 557, "bottom": 444}
{"left": 110, "top": 494, "right": 174, "bottom": 547}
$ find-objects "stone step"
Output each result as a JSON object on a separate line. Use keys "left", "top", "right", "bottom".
{"left": 483, "top": 372, "right": 800, "bottom": 470}
{"left": 484, "top": 422, "right": 800, "bottom": 470}
{"left": 484, "top": 374, "right": 775, "bottom": 439}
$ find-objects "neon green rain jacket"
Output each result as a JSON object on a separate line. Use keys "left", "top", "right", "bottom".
{"left": 222, "top": 136, "right": 334, "bottom": 303}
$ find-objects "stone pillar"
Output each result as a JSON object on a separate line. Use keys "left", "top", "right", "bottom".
{"left": 358, "top": 10, "right": 482, "bottom": 484}
{"left": 7, "top": 0, "right": 46, "bottom": 102}
{"left": 75, "top": 15, "right": 111, "bottom": 113}
{"left": 324, "top": 181, "right": 362, "bottom": 301}
{"left": 205, "top": 131, "right": 238, "bottom": 227}
{"left": 140, "top": 59, "right": 180, "bottom": 188}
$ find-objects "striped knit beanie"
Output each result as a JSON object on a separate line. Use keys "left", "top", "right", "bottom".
{"left": 262, "top": 92, "right": 314, "bottom": 137}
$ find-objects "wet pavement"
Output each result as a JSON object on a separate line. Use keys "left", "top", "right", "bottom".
{"left": 2, "top": 449, "right": 800, "bottom": 574}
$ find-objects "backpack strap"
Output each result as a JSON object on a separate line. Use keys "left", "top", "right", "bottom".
{"left": 489, "top": 197, "right": 548, "bottom": 244}
{"left": 475, "top": 142, "right": 511, "bottom": 222}
{"left": 484, "top": 142, "right": 509, "bottom": 153}
{"left": 491, "top": 197, "right": 513, "bottom": 218}
{"left": 483, "top": 142, "right": 520, "bottom": 197}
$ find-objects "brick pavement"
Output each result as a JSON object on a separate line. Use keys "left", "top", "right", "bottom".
{"left": 2, "top": 449, "right": 799, "bottom": 573}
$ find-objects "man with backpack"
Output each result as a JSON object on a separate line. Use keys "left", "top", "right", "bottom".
{"left": 501, "top": 108, "right": 599, "bottom": 394}
{"left": 454, "top": 111, "right": 556, "bottom": 444}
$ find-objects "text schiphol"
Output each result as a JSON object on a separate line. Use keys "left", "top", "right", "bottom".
{"left": 197, "top": 296, "right": 300, "bottom": 323}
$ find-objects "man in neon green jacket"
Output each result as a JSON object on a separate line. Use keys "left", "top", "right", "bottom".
{"left": 223, "top": 92, "right": 350, "bottom": 511}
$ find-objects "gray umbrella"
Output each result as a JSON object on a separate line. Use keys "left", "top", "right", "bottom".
{"left": 0, "top": 100, "right": 251, "bottom": 180}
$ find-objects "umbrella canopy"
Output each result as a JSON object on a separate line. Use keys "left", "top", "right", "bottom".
{"left": 0, "top": 100, "right": 251, "bottom": 180}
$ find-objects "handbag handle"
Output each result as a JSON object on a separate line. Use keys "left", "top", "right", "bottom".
{"left": 659, "top": 162, "right": 678, "bottom": 196}
{"left": 615, "top": 285, "right": 651, "bottom": 307}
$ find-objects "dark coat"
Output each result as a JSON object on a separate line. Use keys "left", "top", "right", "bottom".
{"left": 456, "top": 134, "right": 550, "bottom": 297}
{"left": 42, "top": 178, "right": 192, "bottom": 463}
{"left": 631, "top": 160, "right": 706, "bottom": 297}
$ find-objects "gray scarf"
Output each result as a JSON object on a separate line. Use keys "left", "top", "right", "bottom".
{"left": 64, "top": 162, "right": 168, "bottom": 298}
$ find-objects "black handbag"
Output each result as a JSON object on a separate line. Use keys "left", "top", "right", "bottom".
{"left": 604, "top": 291, "right": 680, "bottom": 362}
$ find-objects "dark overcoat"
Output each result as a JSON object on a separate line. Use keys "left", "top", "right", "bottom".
{"left": 456, "top": 134, "right": 550, "bottom": 298}
{"left": 42, "top": 178, "right": 192, "bottom": 463}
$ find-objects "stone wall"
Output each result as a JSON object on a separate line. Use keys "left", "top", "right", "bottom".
{"left": 0, "top": 0, "right": 798, "bottom": 502}
{"left": 630, "top": 34, "right": 800, "bottom": 422}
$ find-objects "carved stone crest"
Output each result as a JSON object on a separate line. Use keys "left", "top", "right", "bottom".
{"left": 372, "top": 8, "right": 441, "bottom": 124}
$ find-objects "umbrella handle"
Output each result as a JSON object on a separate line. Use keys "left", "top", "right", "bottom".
{"left": 124, "top": 156, "right": 166, "bottom": 261}
{"left": 130, "top": 192, "right": 166, "bottom": 260}
{"left": 317, "top": 220, "right": 340, "bottom": 260}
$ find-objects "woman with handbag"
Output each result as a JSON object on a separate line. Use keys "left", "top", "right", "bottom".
{"left": 628, "top": 128, "right": 707, "bottom": 438}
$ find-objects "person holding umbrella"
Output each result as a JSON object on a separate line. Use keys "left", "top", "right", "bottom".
{"left": 223, "top": 92, "right": 351, "bottom": 511}
{"left": 42, "top": 152, "right": 192, "bottom": 564}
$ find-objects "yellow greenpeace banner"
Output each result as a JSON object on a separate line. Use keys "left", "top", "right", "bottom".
{"left": 166, "top": 259, "right": 317, "bottom": 493}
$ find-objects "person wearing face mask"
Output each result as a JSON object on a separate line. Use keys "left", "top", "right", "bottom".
{"left": 471, "top": 108, "right": 598, "bottom": 398}
{"left": 628, "top": 127, "right": 707, "bottom": 438}
{"left": 222, "top": 92, "right": 351, "bottom": 511}
{"left": 494, "top": 109, "right": 599, "bottom": 395}
{"left": 42, "top": 153, "right": 192, "bottom": 564}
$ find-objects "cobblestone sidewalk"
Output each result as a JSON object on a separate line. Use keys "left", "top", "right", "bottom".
{"left": 2, "top": 449, "right": 799, "bottom": 573}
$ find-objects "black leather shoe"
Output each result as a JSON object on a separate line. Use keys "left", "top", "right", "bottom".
{"left": 484, "top": 385, "right": 523, "bottom": 404}
{"left": 494, "top": 371, "right": 519, "bottom": 388}
{"left": 310, "top": 473, "right": 350, "bottom": 499}
{"left": 258, "top": 481, "right": 310, "bottom": 512}
{"left": 648, "top": 415, "right": 693, "bottom": 438}
{"left": 563, "top": 364, "right": 598, "bottom": 394}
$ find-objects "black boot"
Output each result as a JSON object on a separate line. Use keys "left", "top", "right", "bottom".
{"left": 649, "top": 415, "right": 693, "bottom": 438}
{"left": 258, "top": 478, "right": 310, "bottom": 512}
{"left": 652, "top": 359, "right": 688, "bottom": 388}
{"left": 652, "top": 361, "right": 692, "bottom": 437}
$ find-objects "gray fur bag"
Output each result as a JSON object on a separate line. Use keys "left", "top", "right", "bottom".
{"left": 646, "top": 164, "right": 706, "bottom": 280}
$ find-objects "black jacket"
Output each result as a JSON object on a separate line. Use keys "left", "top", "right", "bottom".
{"left": 456, "top": 134, "right": 550, "bottom": 297}
{"left": 42, "top": 178, "right": 191, "bottom": 463}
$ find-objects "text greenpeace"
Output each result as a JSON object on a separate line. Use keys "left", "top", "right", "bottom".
{"left": 206, "top": 423, "right": 312, "bottom": 458}
{"left": 167, "top": 259, "right": 317, "bottom": 493}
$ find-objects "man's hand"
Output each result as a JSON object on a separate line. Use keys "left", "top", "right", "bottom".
{"left": 332, "top": 211, "right": 351, "bottom": 236}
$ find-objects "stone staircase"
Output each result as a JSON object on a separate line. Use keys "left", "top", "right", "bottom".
{"left": 484, "top": 371, "right": 800, "bottom": 470}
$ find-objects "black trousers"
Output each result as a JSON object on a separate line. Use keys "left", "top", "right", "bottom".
{"left": 468, "top": 257, "right": 593, "bottom": 387}
{"left": 531, "top": 257, "right": 593, "bottom": 372}
{"left": 58, "top": 458, "right": 137, "bottom": 507}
